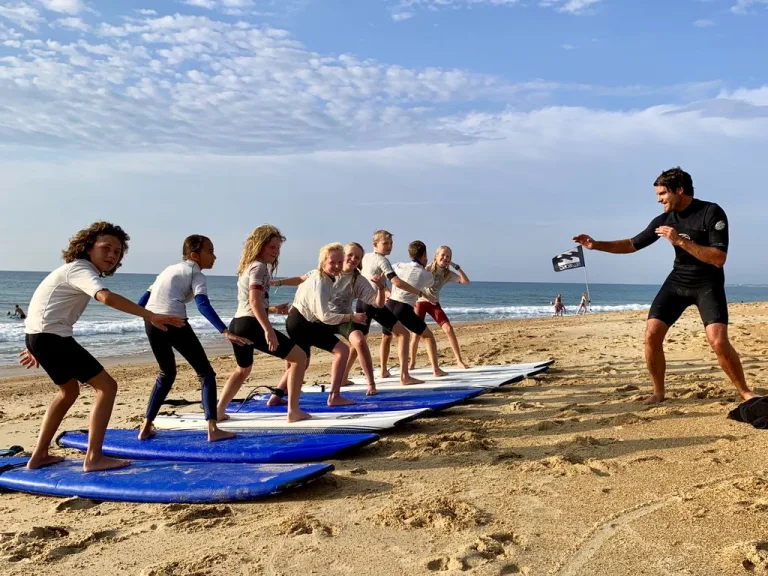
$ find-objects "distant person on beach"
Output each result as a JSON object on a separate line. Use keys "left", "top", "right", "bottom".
{"left": 410, "top": 245, "right": 471, "bottom": 370}
{"left": 18, "top": 222, "right": 184, "bottom": 471}
{"left": 351, "top": 229, "right": 435, "bottom": 385}
{"left": 384, "top": 240, "right": 448, "bottom": 378}
{"left": 216, "top": 225, "right": 311, "bottom": 423}
{"left": 577, "top": 292, "right": 590, "bottom": 315}
{"left": 552, "top": 294, "right": 565, "bottom": 316}
{"left": 13, "top": 305, "right": 25, "bottom": 319}
{"left": 574, "top": 166, "right": 757, "bottom": 405}
{"left": 273, "top": 241, "right": 387, "bottom": 396}
{"left": 136, "top": 235, "right": 250, "bottom": 442}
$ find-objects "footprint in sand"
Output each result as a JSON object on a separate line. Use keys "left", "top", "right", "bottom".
{"left": 53, "top": 497, "right": 102, "bottom": 512}
{"left": 1, "top": 526, "right": 69, "bottom": 562}
{"left": 163, "top": 505, "right": 234, "bottom": 531}
{"left": 45, "top": 529, "right": 120, "bottom": 560}
{"left": 279, "top": 513, "right": 337, "bottom": 537}
{"left": 426, "top": 532, "right": 527, "bottom": 572}
{"left": 375, "top": 495, "right": 490, "bottom": 533}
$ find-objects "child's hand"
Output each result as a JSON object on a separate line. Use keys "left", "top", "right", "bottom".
{"left": 18, "top": 349, "right": 39, "bottom": 369}
{"left": 352, "top": 313, "right": 367, "bottom": 324}
{"left": 224, "top": 330, "right": 252, "bottom": 347}
{"left": 269, "top": 279, "right": 281, "bottom": 287}
{"left": 274, "top": 302, "right": 291, "bottom": 314}
{"left": 150, "top": 313, "right": 185, "bottom": 331}
{"left": 265, "top": 328, "right": 278, "bottom": 352}
{"left": 422, "top": 293, "right": 437, "bottom": 304}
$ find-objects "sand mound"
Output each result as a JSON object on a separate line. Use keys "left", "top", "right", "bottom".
{"left": 374, "top": 495, "right": 490, "bottom": 532}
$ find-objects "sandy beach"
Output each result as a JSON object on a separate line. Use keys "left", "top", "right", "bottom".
{"left": 2, "top": 304, "right": 768, "bottom": 575}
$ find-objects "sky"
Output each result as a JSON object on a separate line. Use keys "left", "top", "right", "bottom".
{"left": 1, "top": 0, "right": 768, "bottom": 284}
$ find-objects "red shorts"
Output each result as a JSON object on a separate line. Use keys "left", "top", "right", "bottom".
{"left": 414, "top": 301, "right": 450, "bottom": 327}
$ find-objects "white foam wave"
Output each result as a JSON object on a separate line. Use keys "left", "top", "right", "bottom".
{"left": 442, "top": 303, "right": 650, "bottom": 317}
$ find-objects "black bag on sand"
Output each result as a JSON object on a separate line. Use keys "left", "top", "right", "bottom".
{"left": 727, "top": 397, "right": 768, "bottom": 429}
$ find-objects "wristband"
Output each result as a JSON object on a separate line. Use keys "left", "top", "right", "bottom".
{"left": 454, "top": 264, "right": 461, "bottom": 270}
{"left": 347, "top": 315, "right": 354, "bottom": 331}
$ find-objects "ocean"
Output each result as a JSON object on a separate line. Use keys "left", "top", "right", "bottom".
{"left": 1, "top": 270, "right": 766, "bottom": 366}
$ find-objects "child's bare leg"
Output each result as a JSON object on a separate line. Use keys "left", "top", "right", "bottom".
{"left": 266, "top": 362, "right": 289, "bottom": 407}
{"left": 217, "top": 365, "right": 251, "bottom": 420}
{"left": 380, "top": 334, "right": 393, "bottom": 378}
{"left": 286, "top": 347, "right": 311, "bottom": 422}
{"left": 83, "top": 371, "right": 130, "bottom": 472}
{"left": 441, "top": 322, "right": 468, "bottom": 369}
{"left": 392, "top": 323, "right": 423, "bottom": 385}
{"left": 349, "top": 330, "right": 376, "bottom": 394}
{"left": 423, "top": 327, "right": 448, "bottom": 377}
{"left": 27, "top": 379, "right": 79, "bottom": 469}
{"left": 409, "top": 334, "right": 421, "bottom": 370}
{"left": 343, "top": 347, "right": 359, "bottom": 385}
{"left": 328, "top": 343, "right": 354, "bottom": 406}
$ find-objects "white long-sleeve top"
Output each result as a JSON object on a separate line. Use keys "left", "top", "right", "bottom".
{"left": 292, "top": 272, "right": 347, "bottom": 325}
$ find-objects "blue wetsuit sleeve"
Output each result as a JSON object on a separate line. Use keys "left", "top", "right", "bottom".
{"left": 138, "top": 290, "right": 151, "bottom": 308}
{"left": 195, "top": 294, "right": 227, "bottom": 333}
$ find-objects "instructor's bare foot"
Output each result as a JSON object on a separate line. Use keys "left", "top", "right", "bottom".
{"left": 208, "top": 428, "right": 236, "bottom": 442}
{"left": 83, "top": 455, "right": 130, "bottom": 473}
{"left": 456, "top": 361, "right": 469, "bottom": 369}
{"left": 741, "top": 391, "right": 758, "bottom": 401}
{"left": 26, "top": 454, "right": 65, "bottom": 470}
{"left": 400, "top": 376, "right": 424, "bottom": 386}
{"left": 641, "top": 393, "right": 666, "bottom": 405}
{"left": 380, "top": 369, "right": 391, "bottom": 379}
{"left": 137, "top": 421, "right": 156, "bottom": 440}
{"left": 328, "top": 394, "right": 355, "bottom": 406}
{"left": 287, "top": 409, "right": 312, "bottom": 423}
{"left": 433, "top": 368, "right": 449, "bottom": 377}
{"left": 366, "top": 386, "right": 377, "bottom": 396}
{"left": 266, "top": 394, "right": 288, "bottom": 407}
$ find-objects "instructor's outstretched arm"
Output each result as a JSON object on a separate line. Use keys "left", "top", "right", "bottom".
{"left": 573, "top": 235, "right": 636, "bottom": 254}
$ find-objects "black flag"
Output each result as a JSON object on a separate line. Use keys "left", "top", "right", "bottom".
{"left": 552, "top": 245, "right": 585, "bottom": 272}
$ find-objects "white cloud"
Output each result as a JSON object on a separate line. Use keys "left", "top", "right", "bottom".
{"left": 390, "top": 0, "right": 600, "bottom": 20}
{"left": 54, "top": 16, "right": 89, "bottom": 31}
{"left": 135, "top": 9, "right": 158, "bottom": 16}
{"left": 0, "top": 3, "right": 43, "bottom": 31}
{"left": 731, "top": 0, "right": 768, "bottom": 14}
{"left": 39, "top": 0, "right": 86, "bottom": 15}
{"left": 561, "top": 43, "right": 574, "bottom": 50}
{"left": 693, "top": 18, "right": 715, "bottom": 27}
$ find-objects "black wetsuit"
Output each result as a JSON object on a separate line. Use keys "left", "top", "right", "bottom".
{"left": 631, "top": 198, "right": 729, "bottom": 327}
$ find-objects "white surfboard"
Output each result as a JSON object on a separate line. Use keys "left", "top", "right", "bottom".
{"left": 349, "top": 364, "right": 548, "bottom": 387}
{"left": 396, "top": 361, "right": 553, "bottom": 378}
{"left": 318, "top": 373, "right": 523, "bottom": 393}
{"left": 154, "top": 409, "right": 430, "bottom": 433}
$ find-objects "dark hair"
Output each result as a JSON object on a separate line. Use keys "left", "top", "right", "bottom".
{"left": 61, "top": 222, "right": 130, "bottom": 277}
{"left": 183, "top": 235, "right": 211, "bottom": 259}
{"left": 654, "top": 167, "right": 694, "bottom": 197}
{"left": 408, "top": 240, "right": 427, "bottom": 260}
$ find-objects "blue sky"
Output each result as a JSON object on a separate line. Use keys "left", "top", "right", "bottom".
{"left": 1, "top": 0, "right": 768, "bottom": 284}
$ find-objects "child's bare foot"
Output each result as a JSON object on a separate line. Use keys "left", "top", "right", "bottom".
{"left": 208, "top": 428, "right": 236, "bottom": 442}
{"left": 26, "top": 454, "right": 65, "bottom": 469}
{"left": 366, "top": 386, "right": 377, "bottom": 396}
{"left": 456, "top": 361, "right": 469, "bottom": 369}
{"left": 741, "top": 391, "right": 758, "bottom": 401}
{"left": 408, "top": 362, "right": 416, "bottom": 370}
{"left": 433, "top": 368, "right": 449, "bottom": 377}
{"left": 83, "top": 455, "right": 130, "bottom": 473}
{"left": 641, "top": 393, "right": 666, "bottom": 405}
{"left": 341, "top": 380, "right": 355, "bottom": 387}
{"left": 400, "top": 376, "right": 424, "bottom": 386}
{"left": 137, "top": 421, "right": 156, "bottom": 440}
{"left": 266, "top": 394, "right": 288, "bottom": 407}
{"left": 327, "top": 394, "right": 355, "bottom": 406}
{"left": 380, "top": 369, "right": 391, "bottom": 379}
{"left": 217, "top": 412, "right": 231, "bottom": 422}
{"left": 287, "top": 409, "right": 312, "bottom": 423}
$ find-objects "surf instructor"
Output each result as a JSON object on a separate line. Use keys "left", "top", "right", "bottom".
{"left": 573, "top": 166, "right": 757, "bottom": 405}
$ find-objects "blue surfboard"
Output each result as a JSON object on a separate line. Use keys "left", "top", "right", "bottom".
{"left": 57, "top": 429, "right": 379, "bottom": 463}
{"left": 228, "top": 387, "right": 485, "bottom": 414}
{"left": 0, "top": 457, "right": 333, "bottom": 503}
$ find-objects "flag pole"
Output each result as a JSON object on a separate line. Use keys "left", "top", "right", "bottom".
{"left": 582, "top": 259, "right": 591, "bottom": 312}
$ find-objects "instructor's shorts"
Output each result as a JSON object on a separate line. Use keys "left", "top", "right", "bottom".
{"left": 648, "top": 279, "right": 728, "bottom": 327}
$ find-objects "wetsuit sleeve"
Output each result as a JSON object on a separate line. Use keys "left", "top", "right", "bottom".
{"left": 194, "top": 294, "right": 227, "bottom": 333}
{"left": 706, "top": 204, "right": 729, "bottom": 253}
{"left": 137, "top": 290, "right": 151, "bottom": 307}
{"left": 630, "top": 214, "right": 667, "bottom": 251}
{"left": 379, "top": 255, "right": 397, "bottom": 280}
